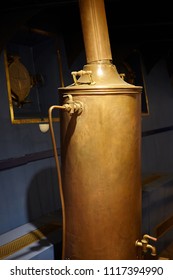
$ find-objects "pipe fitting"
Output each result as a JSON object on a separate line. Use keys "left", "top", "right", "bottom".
{"left": 63, "top": 94, "right": 84, "bottom": 115}
{"left": 135, "top": 234, "right": 157, "bottom": 257}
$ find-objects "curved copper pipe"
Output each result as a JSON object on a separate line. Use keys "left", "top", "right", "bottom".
{"left": 48, "top": 105, "right": 66, "bottom": 260}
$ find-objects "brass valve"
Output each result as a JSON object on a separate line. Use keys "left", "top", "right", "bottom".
{"left": 135, "top": 234, "right": 157, "bottom": 256}
{"left": 63, "top": 94, "right": 83, "bottom": 115}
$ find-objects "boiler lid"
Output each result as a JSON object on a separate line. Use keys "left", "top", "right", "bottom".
{"left": 59, "top": 61, "right": 142, "bottom": 95}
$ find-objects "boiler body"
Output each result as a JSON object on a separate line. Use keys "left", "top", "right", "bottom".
{"left": 59, "top": 62, "right": 142, "bottom": 260}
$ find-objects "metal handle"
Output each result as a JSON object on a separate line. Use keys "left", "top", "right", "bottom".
{"left": 142, "top": 234, "right": 157, "bottom": 242}
{"left": 71, "top": 70, "right": 95, "bottom": 85}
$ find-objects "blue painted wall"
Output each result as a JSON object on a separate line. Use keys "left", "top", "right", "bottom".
{"left": 0, "top": 37, "right": 63, "bottom": 234}
{"left": 142, "top": 58, "right": 173, "bottom": 174}
{"left": 0, "top": 32, "right": 85, "bottom": 237}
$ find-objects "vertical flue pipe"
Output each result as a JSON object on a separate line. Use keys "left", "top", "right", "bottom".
{"left": 79, "top": 0, "right": 112, "bottom": 63}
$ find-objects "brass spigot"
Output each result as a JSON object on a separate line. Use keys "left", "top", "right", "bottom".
{"left": 63, "top": 94, "right": 83, "bottom": 115}
{"left": 135, "top": 234, "right": 157, "bottom": 256}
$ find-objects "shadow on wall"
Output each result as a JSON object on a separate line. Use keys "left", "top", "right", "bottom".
{"left": 26, "top": 166, "right": 62, "bottom": 259}
{"left": 27, "top": 167, "right": 60, "bottom": 221}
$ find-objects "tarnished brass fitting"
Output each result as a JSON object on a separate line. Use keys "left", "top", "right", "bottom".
{"left": 71, "top": 70, "right": 96, "bottom": 85}
{"left": 63, "top": 94, "right": 83, "bottom": 115}
{"left": 135, "top": 234, "right": 157, "bottom": 256}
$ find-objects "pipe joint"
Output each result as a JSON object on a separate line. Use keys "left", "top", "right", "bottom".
{"left": 63, "top": 94, "right": 84, "bottom": 115}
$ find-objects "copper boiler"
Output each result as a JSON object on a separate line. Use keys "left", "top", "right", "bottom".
{"left": 59, "top": 0, "right": 142, "bottom": 259}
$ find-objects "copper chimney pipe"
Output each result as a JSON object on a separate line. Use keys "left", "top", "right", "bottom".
{"left": 79, "top": 0, "right": 112, "bottom": 63}
{"left": 58, "top": 0, "right": 142, "bottom": 260}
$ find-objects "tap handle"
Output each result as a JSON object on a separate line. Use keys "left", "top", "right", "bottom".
{"left": 143, "top": 234, "right": 157, "bottom": 242}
